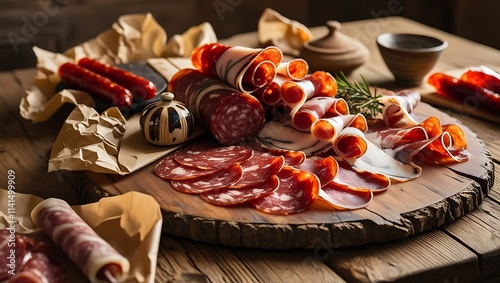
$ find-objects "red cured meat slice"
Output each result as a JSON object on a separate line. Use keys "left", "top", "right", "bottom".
{"left": 11, "top": 242, "right": 66, "bottom": 283}
{"left": 174, "top": 142, "right": 253, "bottom": 170}
{"left": 191, "top": 43, "right": 282, "bottom": 93}
{"left": 280, "top": 71, "right": 338, "bottom": 108}
{"left": 291, "top": 97, "right": 349, "bottom": 131}
{"left": 209, "top": 92, "right": 266, "bottom": 145}
{"left": 252, "top": 81, "right": 281, "bottom": 105}
{"left": 0, "top": 231, "right": 65, "bottom": 283}
{"left": 200, "top": 175, "right": 280, "bottom": 206}
{"left": 277, "top": 59, "right": 309, "bottom": 80}
{"left": 295, "top": 156, "right": 338, "bottom": 186}
{"left": 250, "top": 166, "right": 320, "bottom": 215}
{"left": 319, "top": 182, "right": 373, "bottom": 210}
{"left": 170, "top": 163, "right": 243, "bottom": 194}
{"left": 334, "top": 160, "right": 390, "bottom": 192}
{"left": 154, "top": 155, "right": 219, "bottom": 180}
{"left": 168, "top": 69, "right": 266, "bottom": 145}
{"left": 230, "top": 152, "right": 284, "bottom": 188}
{"left": 31, "top": 198, "right": 130, "bottom": 283}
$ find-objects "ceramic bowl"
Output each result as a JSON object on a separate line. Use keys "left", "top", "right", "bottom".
{"left": 376, "top": 33, "right": 447, "bottom": 86}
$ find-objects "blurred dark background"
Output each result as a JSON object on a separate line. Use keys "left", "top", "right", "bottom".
{"left": 1, "top": 0, "right": 497, "bottom": 71}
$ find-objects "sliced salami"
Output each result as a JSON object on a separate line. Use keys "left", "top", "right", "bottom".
{"left": 250, "top": 166, "right": 320, "bottom": 215}
{"left": 295, "top": 156, "right": 338, "bottom": 186}
{"left": 174, "top": 142, "right": 253, "bottom": 170}
{"left": 170, "top": 163, "right": 243, "bottom": 194}
{"left": 168, "top": 68, "right": 266, "bottom": 145}
{"left": 154, "top": 155, "right": 219, "bottom": 180}
{"left": 200, "top": 175, "right": 279, "bottom": 206}
{"left": 230, "top": 151, "right": 284, "bottom": 188}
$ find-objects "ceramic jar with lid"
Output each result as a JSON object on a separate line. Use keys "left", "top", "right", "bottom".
{"left": 300, "top": 21, "right": 369, "bottom": 76}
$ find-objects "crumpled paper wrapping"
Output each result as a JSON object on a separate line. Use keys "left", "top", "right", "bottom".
{"left": 18, "top": 13, "right": 214, "bottom": 175}
{"left": 0, "top": 189, "right": 163, "bottom": 283}
{"left": 258, "top": 8, "right": 313, "bottom": 56}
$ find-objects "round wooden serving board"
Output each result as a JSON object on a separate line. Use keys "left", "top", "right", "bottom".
{"left": 80, "top": 102, "right": 494, "bottom": 249}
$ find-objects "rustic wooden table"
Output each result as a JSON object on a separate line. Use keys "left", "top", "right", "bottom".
{"left": 1, "top": 17, "right": 499, "bottom": 283}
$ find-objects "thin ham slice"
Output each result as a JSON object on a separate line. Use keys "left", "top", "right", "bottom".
{"left": 191, "top": 42, "right": 282, "bottom": 93}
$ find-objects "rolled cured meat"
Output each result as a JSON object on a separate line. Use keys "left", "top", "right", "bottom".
{"left": 311, "top": 114, "right": 367, "bottom": 142}
{"left": 31, "top": 198, "right": 130, "bottom": 283}
{"left": 377, "top": 90, "right": 421, "bottom": 127}
{"left": 276, "top": 58, "right": 309, "bottom": 80}
{"left": 290, "top": 97, "right": 349, "bottom": 131}
{"left": 334, "top": 127, "right": 422, "bottom": 182}
{"left": 168, "top": 68, "right": 266, "bottom": 145}
{"left": 280, "top": 71, "right": 338, "bottom": 109}
{"left": 191, "top": 42, "right": 282, "bottom": 93}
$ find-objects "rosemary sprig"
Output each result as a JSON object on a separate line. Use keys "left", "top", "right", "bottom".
{"left": 334, "top": 72, "right": 383, "bottom": 119}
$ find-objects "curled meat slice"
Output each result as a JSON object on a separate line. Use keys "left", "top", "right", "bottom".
{"left": 311, "top": 114, "right": 367, "bottom": 142}
{"left": 276, "top": 58, "right": 309, "bottom": 80}
{"left": 290, "top": 97, "right": 349, "bottom": 131}
{"left": 191, "top": 43, "right": 282, "bottom": 93}
{"left": 280, "top": 71, "right": 337, "bottom": 109}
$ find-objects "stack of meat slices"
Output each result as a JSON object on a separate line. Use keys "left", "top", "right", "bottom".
{"left": 0, "top": 230, "right": 65, "bottom": 283}
{"left": 154, "top": 139, "right": 336, "bottom": 215}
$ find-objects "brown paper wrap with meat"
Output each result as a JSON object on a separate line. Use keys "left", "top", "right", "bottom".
{"left": 0, "top": 189, "right": 162, "bottom": 283}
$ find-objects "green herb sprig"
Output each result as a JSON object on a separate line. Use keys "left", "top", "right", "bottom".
{"left": 334, "top": 72, "right": 383, "bottom": 119}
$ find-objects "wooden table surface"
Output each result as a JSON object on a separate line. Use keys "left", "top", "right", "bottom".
{"left": 1, "top": 17, "right": 499, "bottom": 283}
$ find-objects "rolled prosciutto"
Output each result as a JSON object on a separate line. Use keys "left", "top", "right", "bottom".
{"left": 31, "top": 198, "right": 130, "bottom": 283}
{"left": 168, "top": 68, "right": 265, "bottom": 145}
{"left": 191, "top": 42, "right": 282, "bottom": 93}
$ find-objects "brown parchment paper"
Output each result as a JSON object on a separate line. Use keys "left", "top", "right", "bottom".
{"left": 18, "top": 13, "right": 214, "bottom": 175}
{"left": 0, "top": 189, "right": 163, "bottom": 283}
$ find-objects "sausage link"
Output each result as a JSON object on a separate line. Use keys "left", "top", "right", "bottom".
{"left": 78, "top": 58, "right": 157, "bottom": 101}
{"left": 58, "top": 62, "right": 133, "bottom": 107}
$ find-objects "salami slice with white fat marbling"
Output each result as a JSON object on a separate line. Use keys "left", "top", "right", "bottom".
{"left": 168, "top": 68, "right": 266, "bottom": 145}
{"left": 1, "top": 230, "right": 65, "bottom": 283}
{"left": 295, "top": 156, "right": 338, "bottom": 186}
{"left": 31, "top": 198, "right": 130, "bottom": 283}
{"left": 200, "top": 175, "right": 280, "bottom": 206}
{"left": 154, "top": 155, "right": 219, "bottom": 180}
{"left": 174, "top": 142, "right": 253, "bottom": 170}
{"left": 170, "top": 163, "right": 243, "bottom": 194}
{"left": 230, "top": 151, "right": 284, "bottom": 188}
{"left": 250, "top": 166, "right": 320, "bottom": 215}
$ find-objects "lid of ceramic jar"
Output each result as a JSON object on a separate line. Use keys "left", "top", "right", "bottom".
{"left": 303, "top": 21, "right": 367, "bottom": 57}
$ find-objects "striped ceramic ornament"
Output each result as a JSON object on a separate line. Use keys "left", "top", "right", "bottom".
{"left": 140, "top": 92, "right": 195, "bottom": 146}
